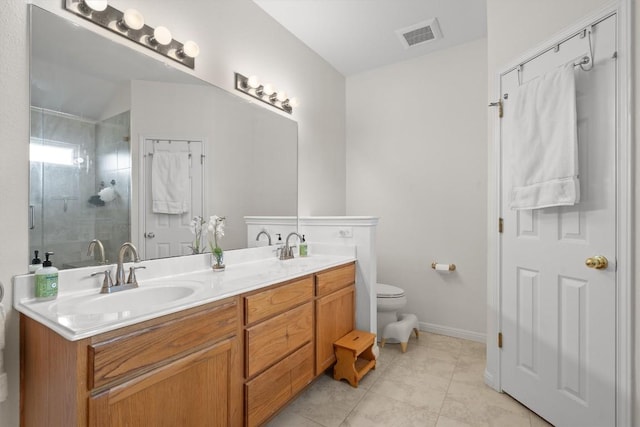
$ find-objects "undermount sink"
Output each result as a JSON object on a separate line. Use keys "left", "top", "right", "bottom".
{"left": 279, "top": 255, "right": 331, "bottom": 268}
{"left": 50, "top": 281, "right": 202, "bottom": 316}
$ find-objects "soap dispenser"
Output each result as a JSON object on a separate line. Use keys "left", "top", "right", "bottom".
{"left": 29, "top": 250, "right": 42, "bottom": 273}
{"left": 35, "top": 252, "right": 58, "bottom": 300}
{"left": 299, "top": 235, "right": 308, "bottom": 257}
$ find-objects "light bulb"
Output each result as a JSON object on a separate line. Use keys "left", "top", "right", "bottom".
{"left": 276, "top": 91, "right": 288, "bottom": 102}
{"left": 288, "top": 97, "right": 299, "bottom": 108}
{"left": 82, "top": 0, "right": 108, "bottom": 12}
{"left": 262, "top": 84, "right": 275, "bottom": 96}
{"left": 151, "top": 26, "right": 172, "bottom": 46}
{"left": 247, "top": 75, "right": 260, "bottom": 89}
{"left": 180, "top": 40, "right": 200, "bottom": 58}
{"left": 122, "top": 9, "right": 144, "bottom": 30}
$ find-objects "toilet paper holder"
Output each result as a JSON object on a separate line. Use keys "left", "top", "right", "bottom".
{"left": 431, "top": 262, "right": 456, "bottom": 272}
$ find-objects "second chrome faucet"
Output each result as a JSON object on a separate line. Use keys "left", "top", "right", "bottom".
{"left": 279, "top": 232, "right": 302, "bottom": 260}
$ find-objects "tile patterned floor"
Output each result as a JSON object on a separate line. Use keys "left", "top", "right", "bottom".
{"left": 266, "top": 332, "right": 554, "bottom": 427}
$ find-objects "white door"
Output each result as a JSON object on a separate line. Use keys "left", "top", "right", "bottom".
{"left": 500, "top": 15, "right": 617, "bottom": 427}
{"left": 143, "top": 139, "right": 204, "bottom": 259}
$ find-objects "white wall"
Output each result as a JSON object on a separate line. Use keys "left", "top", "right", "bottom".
{"left": 0, "top": 2, "right": 29, "bottom": 426}
{"left": 485, "top": 0, "right": 638, "bottom": 423}
{"left": 346, "top": 38, "right": 488, "bottom": 341}
{"left": 0, "top": 1, "right": 346, "bottom": 425}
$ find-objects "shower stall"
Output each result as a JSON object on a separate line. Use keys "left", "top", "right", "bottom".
{"left": 29, "top": 108, "right": 131, "bottom": 269}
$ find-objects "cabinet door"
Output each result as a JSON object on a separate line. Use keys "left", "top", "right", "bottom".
{"left": 89, "top": 338, "right": 235, "bottom": 427}
{"left": 315, "top": 285, "right": 355, "bottom": 375}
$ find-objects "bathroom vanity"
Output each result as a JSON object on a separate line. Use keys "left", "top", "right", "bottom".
{"left": 16, "top": 253, "right": 356, "bottom": 427}
{"left": 21, "top": 296, "right": 242, "bottom": 426}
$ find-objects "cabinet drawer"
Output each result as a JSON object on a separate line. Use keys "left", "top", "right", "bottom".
{"left": 89, "top": 299, "right": 238, "bottom": 390}
{"left": 245, "top": 302, "right": 313, "bottom": 378}
{"left": 245, "top": 342, "right": 314, "bottom": 427}
{"left": 244, "top": 276, "right": 313, "bottom": 325}
{"left": 315, "top": 262, "right": 356, "bottom": 297}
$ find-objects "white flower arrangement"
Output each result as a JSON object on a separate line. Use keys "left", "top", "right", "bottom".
{"left": 188, "top": 216, "right": 206, "bottom": 254}
{"left": 207, "top": 215, "right": 226, "bottom": 268}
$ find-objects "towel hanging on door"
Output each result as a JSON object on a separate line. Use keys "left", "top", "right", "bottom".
{"left": 152, "top": 152, "right": 190, "bottom": 214}
{"left": 505, "top": 63, "right": 579, "bottom": 210}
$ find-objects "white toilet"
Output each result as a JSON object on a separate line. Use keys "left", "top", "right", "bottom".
{"left": 376, "top": 283, "right": 419, "bottom": 352}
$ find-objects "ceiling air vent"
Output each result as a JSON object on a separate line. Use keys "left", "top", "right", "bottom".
{"left": 396, "top": 18, "right": 443, "bottom": 49}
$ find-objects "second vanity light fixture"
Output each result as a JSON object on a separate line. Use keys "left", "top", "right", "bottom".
{"left": 235, "top": 73, "right": 298, "bottom": 114}
{"left": 65, "top": 0, "right": 200, "bottom": 69}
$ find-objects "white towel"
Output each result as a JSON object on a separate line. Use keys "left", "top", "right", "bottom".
{"left": 152, "top": 152, "right": 190, "bottom": 214}
{"left": 505, "top": 63, "right": 579, "bottom": 209}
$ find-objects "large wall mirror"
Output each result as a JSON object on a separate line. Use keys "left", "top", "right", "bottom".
{"left": 29, "top": 6, "right": 298, "bottom": 270}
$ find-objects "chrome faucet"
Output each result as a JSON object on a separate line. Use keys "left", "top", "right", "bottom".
{"left": 280, "top": 232, "right": 302, "bottom": 260}
{"left": 115, "top": 242, "right": 142, "bottom": 288}
{"left": 256, "top": 230, "right": 272, "bottom": 246}
{"left": 92, "top": 241, "right": 145, "bottom": 293}
{"left": 87, "top": 239, "right": 106, "bottom": 265}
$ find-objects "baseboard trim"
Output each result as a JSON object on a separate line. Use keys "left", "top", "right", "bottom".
{"left": 418, "top": 321, "right": 486, "bottom": 343}
{"left": 484, "top": 369, "right": 499, "bottom": 391}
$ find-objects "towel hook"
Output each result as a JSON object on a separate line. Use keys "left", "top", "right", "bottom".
{"left": 517, "top": 65, "right": 523, "bottom": 86}
{"left": 579, "top": 26, "right": 595, "bottom": 72}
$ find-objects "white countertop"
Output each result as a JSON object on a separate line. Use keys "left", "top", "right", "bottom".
{"left": 14, "top": 247, "right": 356, "bottom": 341}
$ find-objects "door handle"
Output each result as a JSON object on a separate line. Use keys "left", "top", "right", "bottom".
{"left": 585, "top": 255, "right": 608, "bottom": 270}
{"left": 145, "top": 232, "right": 155, "bottom": 239}
{"left": 29, "top": 205, "right": 35, "bottom": 230}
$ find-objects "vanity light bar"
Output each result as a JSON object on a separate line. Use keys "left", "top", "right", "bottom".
{"left": 235, "top": 73, "right": 298, "bottom": 114}
{"left": 64, "top": 0, "right": 198, "bottom": 69}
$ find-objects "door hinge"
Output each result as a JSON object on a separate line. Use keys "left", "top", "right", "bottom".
{"left": 498, "top": 332, "right": 503, "bottom": 348}
{"left": 498, "top": 217, "right": 504, "bottom": 233}
{"left": 488, "top": 100, "right": 503, "bottom": 118}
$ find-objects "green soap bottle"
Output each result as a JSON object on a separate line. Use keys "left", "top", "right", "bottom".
{"left": 299, "top": 235, "right": 308, "bottom": 257}
{"left": 35, "top": 252, "right": 58, "bottom": 301}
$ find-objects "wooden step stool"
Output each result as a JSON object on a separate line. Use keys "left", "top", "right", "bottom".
{"left": 333, "top": 330, "right": 376, "bottom": 387}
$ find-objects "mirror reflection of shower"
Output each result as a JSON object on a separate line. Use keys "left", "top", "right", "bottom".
{"left": 29, "top": 107, "right": 131, "bottom": 270}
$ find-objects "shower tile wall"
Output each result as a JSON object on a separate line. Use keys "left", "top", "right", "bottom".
{"left": 95, "top": 111, "right": 131, "bottom": 264}
{"left": 29, "top": 109, "right": 131, "bottom": 269}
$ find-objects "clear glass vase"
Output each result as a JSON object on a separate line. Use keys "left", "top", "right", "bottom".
{"left": 212, "top": 247, "right": 225, "bottom": 271}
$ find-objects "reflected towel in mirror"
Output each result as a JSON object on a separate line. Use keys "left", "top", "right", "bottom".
{"left": 152, "top": 152, "right": 190, "bottom": 214}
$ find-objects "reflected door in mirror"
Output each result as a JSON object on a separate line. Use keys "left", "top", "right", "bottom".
{"left": 143, "top": 139, "right": 204, "bottom": 259}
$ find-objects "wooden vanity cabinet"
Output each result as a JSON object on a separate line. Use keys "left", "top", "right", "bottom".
{"left": 21, "top": 261, "right": 357, "bottom": 427}
{"left": 20, "top": 296, "right": 243, "bottom": 427}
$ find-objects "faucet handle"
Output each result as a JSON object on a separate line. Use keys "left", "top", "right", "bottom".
{"left": 127, "top": 266, "right": 146, "bottom": 285}
{"left": 91, "top": 270, "right": 114, "bottom": 293}
{"left": 288, "top": 246, "right": 297, "bottom": 257}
